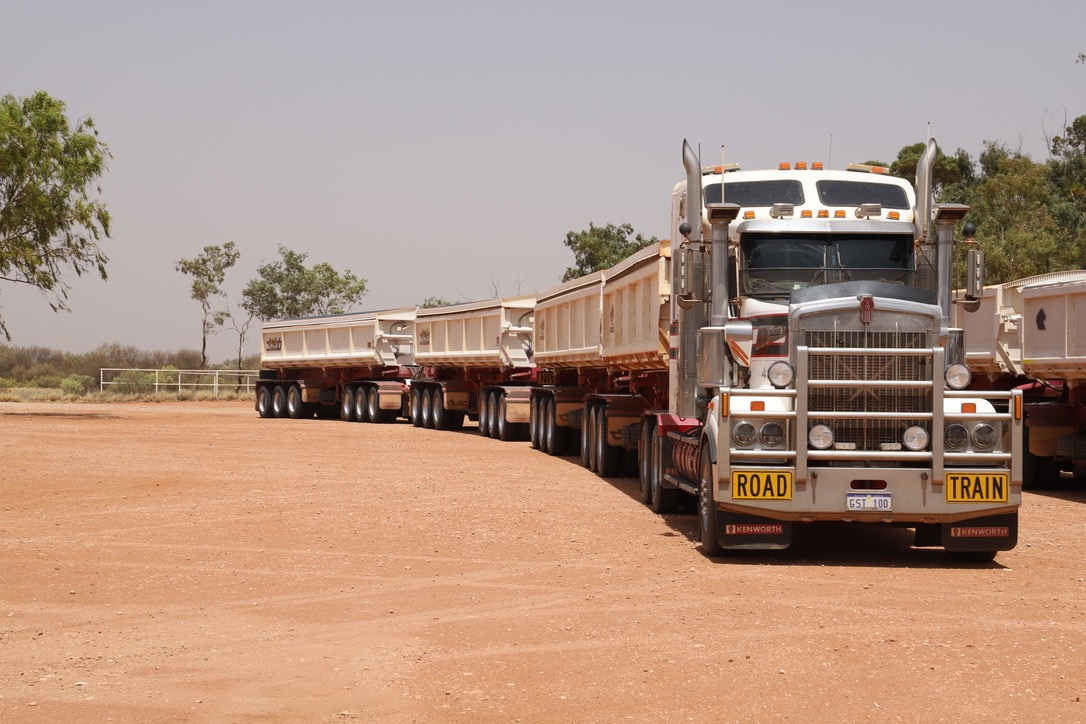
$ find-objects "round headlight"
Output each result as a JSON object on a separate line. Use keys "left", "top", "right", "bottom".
{"left": 903, "top": 425, "right": 929, "bottom": 451}
{"left": 760, "top": 421, "right": 784, "bottom": 447}
{"left": 971, "top": 423, "right": 998, "bottom": 450}
{"left": 767, "top": 361, "right": 794, "bottom": 389}
{"left": 808, "top": 424, "right": 834, "bottom": 450}
{"left": 733, "top": 421, "right": 757, "bottom": 447}
{"left": 945, "top": 363, "right": 972, "bottom": 390}
{"left": 945, "top": 423, "right": 969, "bottom": 449}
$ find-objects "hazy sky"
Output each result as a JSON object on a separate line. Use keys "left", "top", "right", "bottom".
{"left": 4, "top": 0, "right": 1084, "bottom": 363}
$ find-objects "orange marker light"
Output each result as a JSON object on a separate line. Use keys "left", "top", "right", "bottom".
{"left": 796, "top": 161, "right": 808, "bottom": 170}
{"left": 751, "top": 401, "right": 765, "bottom": 411}
{"left": 812, "top": 162, "right": 824, "bottom": 170}
{"left": 743, "top": 210, "right": 756, "bottom": 220}
{"left": 801, "top": 209, "right": 813, "bottom": 218}
{"left": 888, "top": 211, "right": 900, "bottom": 220}
{"left": 962, "top": 403, "right": 977, "bottom": 414}
{"left": 817, "top": 209, "right": 829, "bottom": 218}
{"left": 779, "top": 162, "right": 790, "bottom": 170}
{"left": 834, "top": 209, "right": 846, "bottom": 218}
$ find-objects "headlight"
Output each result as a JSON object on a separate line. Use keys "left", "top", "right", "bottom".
{"left": 945, "top": 363, "right": 971, "bottom": 390}
{"left": 760, "top": 421, "right": 784, "bottom": 447}
{"left": 808, "top": 424, "right": 833, "bottom": 450}
{"left": 733, "top": 421, "right": 757, "bottom": 447}
{"left": 903, "top": 425, "right": 929, "bottom": 451}
{"left": 971, "top": 423, "right": 998, "bottom": 449}
{"left": 767, "top": 361, "right": 794, "bottom": 389}
{"left": 945, "top": 423, "right": 969, "bottom": 449}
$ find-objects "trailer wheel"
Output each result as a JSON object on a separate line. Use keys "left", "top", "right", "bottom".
{"left": 476, "top": 391, "right": 489, "bottom": 437}
{"left": 367, "top": 387, "right": 383, "bottom": 423}
{"left": 498, "top": 394, "right": 519, "bottom": 442}
{"left": 544, "top": 398, "right": 568, "bottom": 456}
{"left": 421, "top": 387, "right": 435, "bottom": 429}
{"left": 341, "top": 386, "right": 356, "bottom": 421}
{"left": 410, "top": 387, "right": 423, "bottom": 427}
{"left": 447, "top": 410, "right": 465, "bottom": 430}
{"left": 256, "top": 387, "right": 273, "bottom": 418}
{"left": 432, "top": 388, "right": 449, "bottom": 430}
{"left": 596, "top": 407, "right": 621, "bottom": 477}
{"left": 580, "top": 404, "right": 592, "bottom": 469}
{"left": 698, "top": 446, "right": 722, "bottom": 556}
{"left": 637, "top": 419, "right": 653, "bottom": 503}
{"left": 650, "top": 423, "right": 680, "bottom": 514}
{"left": 586, "top": 404, "right": 601, "bottom": 472}
{"left": 271, "top": 385, "right": 288, "bottom": 418}
{"left": 353, "top": 387, "right": 369, "bottom": 422}
{"left": 486, "top": 391, "right": 501, "bottom": 439}
{"left": 286, "top": 385, "right": 308, "bottom": 419}
{"left": 529, "top": 396, "right": 541, "bottom": 449}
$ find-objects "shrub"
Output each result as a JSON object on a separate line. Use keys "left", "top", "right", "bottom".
{"left": 110, "top": 369, "right": 158, "bottom": 394}
{"left": 60, "top": 374, "right": 96, "bottom": 396}
{"left": 30, "top": 375, "right": 64, "bottom": 389}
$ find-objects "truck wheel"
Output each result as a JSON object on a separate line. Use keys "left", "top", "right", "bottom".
{"left": 486, "top": 391, "right": 501, "bottom": 439}
{"left": 499, "top": 395, "right": 520, "bottom": 442}
{"left": 367, "top": 387, "right": 383, "bottom": 423}
{"left": 354, "top": 387, "right": 370, "bottom": 422}
{"left": 596, "top": 407, "right": 621, "bottom": 477}
{"left": 410, "top": 387, "right": 424, "bottom": 427}
{"left": 341, "top": 386, "right": 356, "bottom": 421}
{"left": 256, "top": 387, "right": 273, "bottom": 418}
{"left": 586, "top": 404, "right": 600, "bottom": 472}
{"left": 545, "top": 398, "right": 569, "bottom": 456}
{"left": 637, "top": 419, "right": 653, "bottom": 503}
{"left": 287, "top": 385, "right": 307, "bottom": 419}
{"left": 529, "top": 396, "right": 541, "bottom": 449}
{"left": 422, "top": 388, "right": 435, "bottom": 429}
{"left": 272, "top": 385, "right": 288, "bottom": 418}
{"left": 477, "top": 391, "right": 490, "bottom": 437}
{"left": 650, "top": 424, "right": 679, "bottom": 514}
{"left": 580, "top": 404, "right": 592, "bottom": 469}
{"left": 433, "top": 389, "right": 448, "bottom": 430}
{"left": 698, "top": 446, "right": 722, "bottom": 556}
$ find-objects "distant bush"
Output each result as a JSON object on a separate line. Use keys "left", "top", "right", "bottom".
{"left": 60, "top": 374, "right": 96, "bottom": 396}
{"left": 0, "top": 377, "right": 18, "bottom": 389}
{"left": 110, "top": 369, "right": 158, "bottom": 394}
{"left": 30, "top": 375, "right": 64, "bottom": 389}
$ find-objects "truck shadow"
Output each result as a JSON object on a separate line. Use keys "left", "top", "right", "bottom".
{"left": 597, "top": 470, "right": 1009, "bottom": 570}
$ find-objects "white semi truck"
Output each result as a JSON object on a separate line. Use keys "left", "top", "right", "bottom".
{"left": 255, "top": 138, "right": 1023, "bottom": 561}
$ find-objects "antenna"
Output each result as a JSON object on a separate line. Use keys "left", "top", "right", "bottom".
{"left": 827, "top": 134, "right": 833, "bottom": 167}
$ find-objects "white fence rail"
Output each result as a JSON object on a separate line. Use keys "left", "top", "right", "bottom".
{"left": 99, "top": 368, "right": 260, "bottom": 395}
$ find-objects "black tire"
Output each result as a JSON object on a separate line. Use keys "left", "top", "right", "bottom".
{"left": 637, "top": 419, "right": 653, "bottom": 503}
{"left": 529, "top": 396, "right": 541, "bottom": 450}
{"left": 447, "top": 410, "right": 466, "bottom": 430}
{"left": 367, "top": 387, "right": 383, "bottom": 423}
{"left": 433, "top": 388, "right": 448, "bottom": 431}
{"left": 486, "top": 391, "right": 500, "bottom": 439}
{"left": 580, "top": 404, "right": 592, "bottom": 469}
{"left": 650, "top": 423, "right": 680, "bottom": 514}
{"left": 596, "top": 407, "right": 621, "bottom": 477}
{"left": 698, "top": 445, "right": 722, "bottom": 556}
{"left": 286, "top": 385, "right": 307, "bottom": 419}
{"left": 546, "top": 398, "right": 569, "bottom": 456}
{"left": 271, "top": 385, "right": 288, "bottom": 418}
{"left": 422, "top": 387, "right": 435, "bottom": 429}
{"left": 587, "top": 404, "right": 600, "bottom": 472}
{"left": 256, "top": 387, "right": 273, "bottom": 418}
{"left": 341, "top": 386, "right": 356, "bottom": 422}
{"left": 354, "top": 387, "right": 369, "bottom": 422}
{"left": 477, "top": 391, "right": 490, "bottom": 437}
{"left": 410, "top": 387, "right": 423, "bottom": 427}
{"left": 497, "top": 394, "right": 515, "bottom": 441}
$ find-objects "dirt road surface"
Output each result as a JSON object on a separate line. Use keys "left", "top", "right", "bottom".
{"left": 1, "top": 401, "right": 1085, "bottom": 722}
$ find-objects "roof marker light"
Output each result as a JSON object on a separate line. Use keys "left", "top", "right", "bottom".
{"left": 796, "top": 161, "right": 808, "bottom": 170}
{"left": 801, "top": 209, "right": 813, "bottom": 218}
{"left": 812, "top": 162, "right": 824, "bottom": 170}
{"left": 817, "top": 209, "right": 829, "bottom": 218}
{"left": 834, "top": 209, "right": 846, "bottom": 218}
{"left": 779, "top": 162, "right": 790, "bottom": 170}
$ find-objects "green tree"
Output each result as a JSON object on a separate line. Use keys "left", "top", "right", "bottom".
{"left": 241, "top": 245, "right": 367, "bottom": 320}
{"left": 420, "top": 296, "right": 453, "bottom": 308}
{"left": 176, "top": 241, "right": 240, "bottom": 368}
{"left": 0, "top": 91, "right": 111, "bottom": 339}
{"left": 888, "top": 142, "right": 974, "bottom": 194}
{"left": 561, "top": 223, "right": 657, "bottom": 282}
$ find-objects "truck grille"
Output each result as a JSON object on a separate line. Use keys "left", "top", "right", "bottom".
{"left": 805, "top": 330, "right": 931, "bottom": 452}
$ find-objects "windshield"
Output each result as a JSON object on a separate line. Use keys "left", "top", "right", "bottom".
{"left": 740, "top": 232, "right": 914, "bottom": 297}
{"left": 816, "top": 179, "right": 909, "bottom": 209}
{"left": 704, "top": 180, "right": 804, "bottom": 207}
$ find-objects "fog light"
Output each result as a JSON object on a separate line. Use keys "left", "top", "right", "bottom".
{"left": 733, "top": 421, "right": 757, "bottom": 447}
{"left": 760, "top": 421, "right": 784, "bottom": 447}
{"left": 809, "top": 424, "right": 833, "bottom": 450}
{"left": 971, "top": 423, "right": 998, "bottom": 450}
{"left": 945, "top": 423, "right": 968, "bottom": 449}
{"left": 903, "top": 425, "right": 929, "bottom": 451}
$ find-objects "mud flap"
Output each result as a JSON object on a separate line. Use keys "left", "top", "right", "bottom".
{"left": 718, "top": 511, "right": 792, "bottom": 550}
{"left": 940, "top": 513, "right": 1018, "bottom": 552}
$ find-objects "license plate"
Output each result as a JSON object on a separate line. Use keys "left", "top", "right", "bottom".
{"left": 730, "top": 471, "right": 793, "bottom": 500}
{"left": 846, "top": 492, "right": 892, "bottom": 512}
{"left": 945, "top": 472, "right": 1009, "bottom": 503}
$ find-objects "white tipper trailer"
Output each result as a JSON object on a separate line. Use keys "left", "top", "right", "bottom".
{"left": 957, "top": 271, "right": 1086, "bottom": 487}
